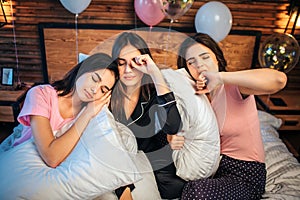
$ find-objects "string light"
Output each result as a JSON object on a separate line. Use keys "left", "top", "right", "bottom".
{"left": 0, "top": 0, "right": 7, "bottom": 27}
{"left": 284, "top": 0, "right": 300, "bottom": 35}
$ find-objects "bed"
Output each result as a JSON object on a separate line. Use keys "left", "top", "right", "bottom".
{"left": 258, "top": 110, "right": 300, "bottom": 199}
{"left": 1, "top": 24, "right": 299, "bottom": 199}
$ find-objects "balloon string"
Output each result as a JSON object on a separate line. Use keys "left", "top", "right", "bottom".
{"left": 134, "top": 12, "right": 137, "bottom": 30}
{"left": 9, "top": 0, "right": 20, "bottom": 85}
{"left": 75, "top": 13, "right": 79, "bottom": 64}
{"left": 146, "top": 26, "right": 152, "bottom": 44}
{"left": 164, "top": 20, "right": 173, "bottom": 67}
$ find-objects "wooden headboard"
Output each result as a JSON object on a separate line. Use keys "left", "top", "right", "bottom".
{"left": 38, "top": 23, "right": 261, "bottom": 83}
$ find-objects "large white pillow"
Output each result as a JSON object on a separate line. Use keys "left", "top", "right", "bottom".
{"left": 97, "top": 151, "right": 161, "bottom": 200}
{"left": 0, "top": 106, "right": 141, "bottom": 200}
{"left": 161, "top": 68, "right": 220, "bottom": 181}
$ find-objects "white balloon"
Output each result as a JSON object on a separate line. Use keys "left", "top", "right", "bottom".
{"left": 195, "top": 1, "right": 232, "bottom": 42}
{"left": 60, "top": 0, "right": 92, "bottom": 14}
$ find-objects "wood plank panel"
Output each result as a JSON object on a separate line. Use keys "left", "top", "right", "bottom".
{"left": 42, "top": 26, "right": 260, "bottom": 82}
{"left": 0, "top": 106, "right": 14, "bottom": 122}
{"left": 0, "top": 0, "right": 299, "bottom": 91}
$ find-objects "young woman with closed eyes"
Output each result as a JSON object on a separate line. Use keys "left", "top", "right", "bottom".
{"left": 2, "top": 53, "right": 118, "bottom": 168}
{"left": 173, "top": 33, "right": 287, "bottom": 200}
{"left": 110, "top": 32, "right": 186, "bottom": 200}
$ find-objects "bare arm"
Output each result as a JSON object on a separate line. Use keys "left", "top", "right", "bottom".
{"left": 219, "top": 68, "right": 287, "bottom": 95}
{"left": 31, "top": 92, "right": 111, "bottom": 168}
{"left": 149, "top": 68, "right": 171, "bottom": 95}
{"left": 197, "top": 68, "right": 287, "bottom": 95}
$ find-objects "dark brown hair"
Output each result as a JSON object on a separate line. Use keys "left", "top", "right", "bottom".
{"left": 51, "top": 53, "right": 119, "bottom": 97}
{"left": 177, "top": 33, "right": 227, "bottom": 77}
{"left": 110, "top": 32, "right": 155, "bottom": 122}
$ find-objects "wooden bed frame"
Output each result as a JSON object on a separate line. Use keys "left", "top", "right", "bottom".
{"left": 38, "top": 23, "right": 261, "bottom": 83}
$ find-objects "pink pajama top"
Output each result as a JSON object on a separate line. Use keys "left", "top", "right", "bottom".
{"left": 14, "top": 85, "right": 75, "bottom": 146}
{"left": 211, "top": 84, "right": 265, "bottom": 163}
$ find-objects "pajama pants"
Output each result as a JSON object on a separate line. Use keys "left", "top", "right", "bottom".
{"left": 181, "top": 155, "right": 266, "bottom": 200}
{"left": 155, "top": 163, "right": 187, "bottom": 199}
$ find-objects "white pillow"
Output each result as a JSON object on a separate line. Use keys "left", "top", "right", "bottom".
{"left": 97, "top": 151, "right": 161, "bottom": 200}
{"left": 161, "top": 68, "right": 220, "bottom": 181}
{"left": 0, "top": 107, "right": 141, "bottom": 200}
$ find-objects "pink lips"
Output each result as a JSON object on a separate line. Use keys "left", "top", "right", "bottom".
{"left": 123, "top": 75, "right": 136, "bottom": 80}
{"left": 84, "top": 89, "right": 93, "bottom": 99}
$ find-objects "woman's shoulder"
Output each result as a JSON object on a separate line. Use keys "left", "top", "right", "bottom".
{"left": 27, "top": 84, "right": 57, "bottom": 97}
{"left": 30, "top": 84, "right": 55, "bottom": 92}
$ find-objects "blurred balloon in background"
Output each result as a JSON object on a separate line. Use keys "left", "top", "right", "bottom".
{"left": 135, "top": 0, "right": 165, "bottom": 27}
{"left": 160, "top": 0, "right": 194, "bottom": 23}
{"left": 258, "top": 33, "right": 300, "bottom": 73}
{"left": 60, "top": 0, "right": 91, "bottom": 14}
{"left": 194, "top": 1, "right": 232, "bottom": 42}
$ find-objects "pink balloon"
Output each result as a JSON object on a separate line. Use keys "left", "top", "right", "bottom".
{"left": 134, "top": 0, "right": 165, "bottom": 27}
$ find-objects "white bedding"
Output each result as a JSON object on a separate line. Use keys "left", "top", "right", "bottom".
{"left": 258, "top": 110, "right": 300, "bottom": 199}
{"left": 0, "top": 107, "right": 141, "bottom": 200}
{"left": 0, "top": 104, "right": 299, "bottom": 199}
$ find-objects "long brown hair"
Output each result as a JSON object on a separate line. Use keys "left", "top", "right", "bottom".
{"left": 110, "top": 32, "right": 155, "bottom": 122}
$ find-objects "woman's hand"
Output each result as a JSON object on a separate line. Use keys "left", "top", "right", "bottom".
{"left": 195, "top": 73, "right": 207, "bottom": 91}
{"left": 130, "top": 54, "right": 160, "bottom": 75}
{"left": 131, "top": 54, "right": 171, "bottom": 95}
{"left": 167, "top": 133, "right": 185, "bottom": 150}
{"left": 195, "top": 71, "right": 223, "bottom": 95}
{"left": 85, "top": 90, "right": 112, "bottom": 118}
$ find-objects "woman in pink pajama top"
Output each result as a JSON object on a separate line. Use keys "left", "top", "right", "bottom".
{"left": 171, "top": 33, "right": 287, "bottom": 200}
